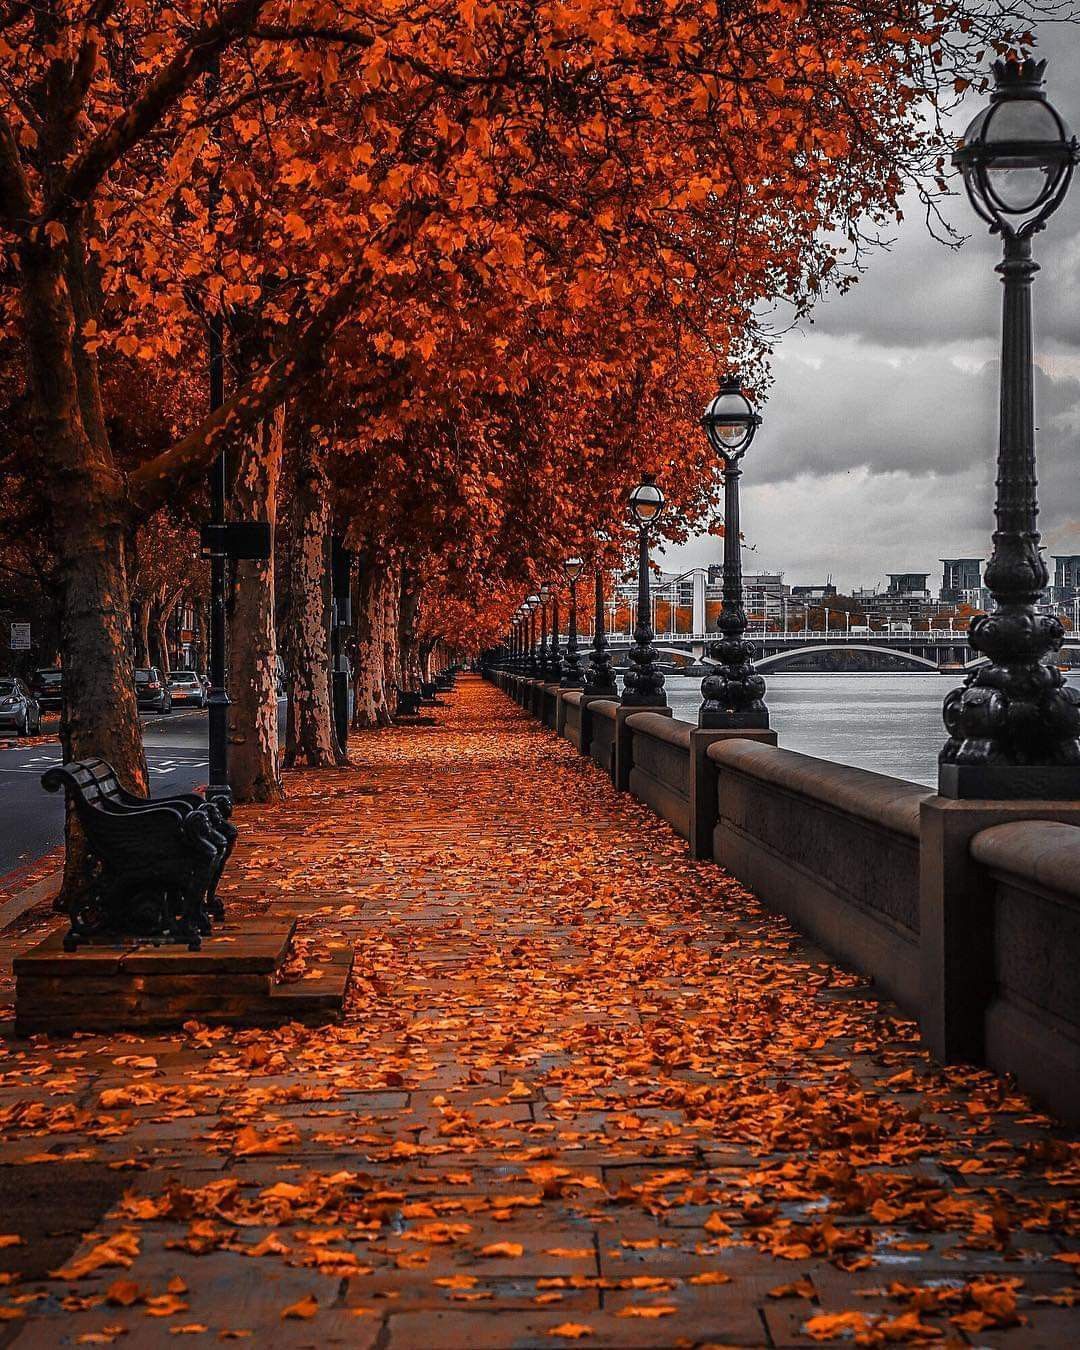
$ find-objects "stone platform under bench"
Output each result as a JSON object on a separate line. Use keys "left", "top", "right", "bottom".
{"left": 13, "top": 917, "right": 353, "bottom": 1035}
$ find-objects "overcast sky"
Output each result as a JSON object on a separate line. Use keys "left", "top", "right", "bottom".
{"left": 660, "top": 18, "right": 1080, "bottom": 596}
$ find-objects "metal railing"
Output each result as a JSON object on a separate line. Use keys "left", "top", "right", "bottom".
{"left": 566, "top": 629, "right": 976, "bottom": 644}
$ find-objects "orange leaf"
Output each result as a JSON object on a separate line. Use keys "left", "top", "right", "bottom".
{"left": 105, "top": 1279, "right": 143, "bottom": 1307}
{"left": 281, "top": 1295, "right": 320, "bottom": 1320}
{"left": 479, "top": 1242, "right": 523, "bottom": 1258}
{"left": 803, "top": 1312, "right": 871, "bottom": 1341}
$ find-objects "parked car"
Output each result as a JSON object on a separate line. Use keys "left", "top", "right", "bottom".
{"left": 0, "top": 678, "right": 41, "bottom": 736}
{"left": 168, "top": 670, "right": 206, "bottom": 708}
{"left": 134, "top": 667, "right": 172, "bottom": 713}
{"left": 31, "top": 667, "right": 63, "bottom": 712}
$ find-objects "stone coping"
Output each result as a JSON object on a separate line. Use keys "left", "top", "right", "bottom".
{"left": 971, "top": 819, "right": 1080, "bottom": 902}
{"left": 624, "top": 710, "right": 693, "bottom": 750}
{"left": 587, "top": 698, "right": 619, "bottom": 722}
{"left": 708, "top": 738, "right": 928, "bottom": 840}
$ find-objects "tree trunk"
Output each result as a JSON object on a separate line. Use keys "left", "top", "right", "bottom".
{"left": 352, "top": 551, "right": 393, "bottom": 729}
{"left": 284, "top": 431, "right": 337, "bottom": 768}
{"left": 134, "top": 600, "right": 151, "bottom": 667}
{"left": 151, "top": 598, "right": 169, "bottom": 675}
{"left": 399, "top": 568, "right": 422, "bottom": 691}
{"left": 382, "top": 558, "right": 401, "bottom": 703}
{"left": 19, "top": 234, "right": 147, "bottom": 900}
{"left": 227, "top": 407, "right": 284, "bottom": 802}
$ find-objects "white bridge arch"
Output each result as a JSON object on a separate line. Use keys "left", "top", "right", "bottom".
{"left": 750, "top": 643, "right": 941, "bottom": 673}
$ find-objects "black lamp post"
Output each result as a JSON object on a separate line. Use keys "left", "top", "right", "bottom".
{"left": 549, "top": 589, "right": 561, "bottom": 681}
{"left": 585, "top": 561, "right": 617, "bottom": 696}
{"left": 516, "top": 607, "right": 528, "bottom": 673}
{"left": 526, "top": 594, "right": 541, "bottom": 676}
{"left": 622, "top": 476, "right": 667, "bottom": 707}
{"left": 560, "top": 557, "right": 585, "bottom": 688}
{"left": 537, "top": 585, "right": 551, "bottom": 679}
{"left": 204, "top": 55, "right": 230, "bottom": 809}
{"left": 698, "top": 379, "right": 770, "bottom": 730}
{"left": 941, "top": 58, "right": 1080, "bottom": 797}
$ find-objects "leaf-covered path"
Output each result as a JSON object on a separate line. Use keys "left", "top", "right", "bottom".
{"left": 0, "top": 676, "right": 1077, "bottom": 1348}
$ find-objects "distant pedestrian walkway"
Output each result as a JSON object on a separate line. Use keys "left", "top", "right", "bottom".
{"left": 0, "top": 676, "right": 1076, "bottom": 1347}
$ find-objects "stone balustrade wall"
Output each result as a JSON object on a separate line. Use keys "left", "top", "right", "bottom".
{"left": 484, "top": 668, "right": 1080, "bottom": 1122}
{"left": 625, "top": 712, "right": 692, "bottom": 840}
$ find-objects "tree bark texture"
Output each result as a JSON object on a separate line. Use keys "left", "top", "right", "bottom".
{"left": 19, "top": 234, "right": 148, "bottom": 900}
{"left": 227, "top": 407, "right": 283, "bottom": 802}
{"left": 351, "top": 550, "right": 393, "bottom": 729}
{"left": 284, "top": 431, "right": 337, "bottom": 768}
{"left": 398, "top": 568, "right": 422, "bottom": 692}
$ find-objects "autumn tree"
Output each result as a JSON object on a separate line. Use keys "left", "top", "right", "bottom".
{"left": 0, "top": 0, "right": 1031, "bottom": 890}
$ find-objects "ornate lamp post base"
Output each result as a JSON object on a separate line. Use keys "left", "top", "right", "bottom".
{"left": 940, "top": 763, "right": 1080, "bottom": 800}
{"left": 584, "top": 567, "right": 618, "bottom": 696}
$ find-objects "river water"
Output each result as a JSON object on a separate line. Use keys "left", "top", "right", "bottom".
{"left": 646, "top": 673, "right": 976, "bottom": 789}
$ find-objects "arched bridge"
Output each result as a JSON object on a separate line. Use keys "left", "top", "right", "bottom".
{"left": 584, "top": 631, "right": 1080, "bottom": 674}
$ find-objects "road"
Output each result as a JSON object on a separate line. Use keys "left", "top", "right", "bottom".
{"left": 0, "top": 701, "right": 286, "bottom": 880}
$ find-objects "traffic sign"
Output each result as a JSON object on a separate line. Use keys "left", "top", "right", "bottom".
{"left": 9, "top": 622, "right": 29, "bottom": 651}
{"left": 200, "top": 521, "right": 272, "bottom": 560}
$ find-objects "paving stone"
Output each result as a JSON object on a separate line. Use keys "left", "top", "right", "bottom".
{"left": 0, "top": 677, "right": 1075, "bottom": 1347}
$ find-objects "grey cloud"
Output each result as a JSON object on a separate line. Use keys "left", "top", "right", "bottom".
{"left": 670, "top": 17, "right": 1080, "bottom": 592}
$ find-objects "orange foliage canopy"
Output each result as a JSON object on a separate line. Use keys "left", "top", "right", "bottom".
{"left": 0, "top": 1, "right": 1023, "bottom": 660}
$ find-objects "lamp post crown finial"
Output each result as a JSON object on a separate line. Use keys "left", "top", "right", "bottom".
{"left": 992, "top": 57, "right": 1047, "bottom": 97}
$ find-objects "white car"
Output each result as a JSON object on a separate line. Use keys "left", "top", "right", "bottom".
{"left": 0, "top": 678, "right": 42, "bottom": 735}
{"left": 168, "top": 670, "right": 207, "bottom": 708}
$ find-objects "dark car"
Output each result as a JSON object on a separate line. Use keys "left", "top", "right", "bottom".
{"left": 134, "top": 667, "right": 172, "bottom": 714}
{"left": 168, "top": 670, "right": 206, "bottom": 708}
{"left": 0, "top": 678, "right": 42, "bottom": 736}
{"left": 31, "top": 667, "right": 63, "bottom": 712}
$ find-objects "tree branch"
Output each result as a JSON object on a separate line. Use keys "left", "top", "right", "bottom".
{"left": 0, "top": 104, "right": 33, "bottom": 227}
{"left": 43, "top": 0, "right": 271, "bottom": 226}
{"left": 127, "top": 202, "right": 432, "bottom": 518}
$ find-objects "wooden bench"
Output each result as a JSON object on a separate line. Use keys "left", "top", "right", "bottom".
{"left": 395, "top": 689, "right": 423, "bottom": 717}
{"left": 41, "top": 758, "right": 236, "bottom": 951}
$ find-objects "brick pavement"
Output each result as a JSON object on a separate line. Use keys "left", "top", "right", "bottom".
{"left": 0, "top": 675, "right": 1076, "bottom": 1348}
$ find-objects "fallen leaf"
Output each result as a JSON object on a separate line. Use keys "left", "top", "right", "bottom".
{"left": 144, "top": 1293, "right": 189, "bottom": 1318}
{"left": 479, "top": 1242, "right": 523, "bottom": 1258}
{"left": 803, "top": 1311, "right": 871, "bottom": 1341}
{"left": 105, "top": 1280, "right": 143, "bottom": 1307}
{"left": 281, "top": 1295, "right": 319, "bottom": 1320}
{"left": 769, "top": 1278, "right": 818, "bottom": 1301}
{"left": 52, "top": 1232, "right": 141, "bottom": 1281}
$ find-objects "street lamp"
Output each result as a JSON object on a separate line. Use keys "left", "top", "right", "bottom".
{"left": 585, "top": 558, "right": 618, "bottom": 697}
{"left": 698, "top": 380, "right": 770, "bottom": 730}
{"left": 560, "top": 558, "right": 585, "bottom": 688}
{"left": 941, "top": 59, "right": 1080, "bottom": 796}
{"left": 549, "top": 586, "right": 561, "bottom": 683}
{"left": 623, "top": 475, "right": 667, "bottom": 707}
{"left": 515, "top": 606, "right": 528, "bottom": 673}
{"left": 537, "top": 585, "right": 551, "bottom": 680}
{"left": 526, "top": 595, "right": 541, "bottom": 676}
